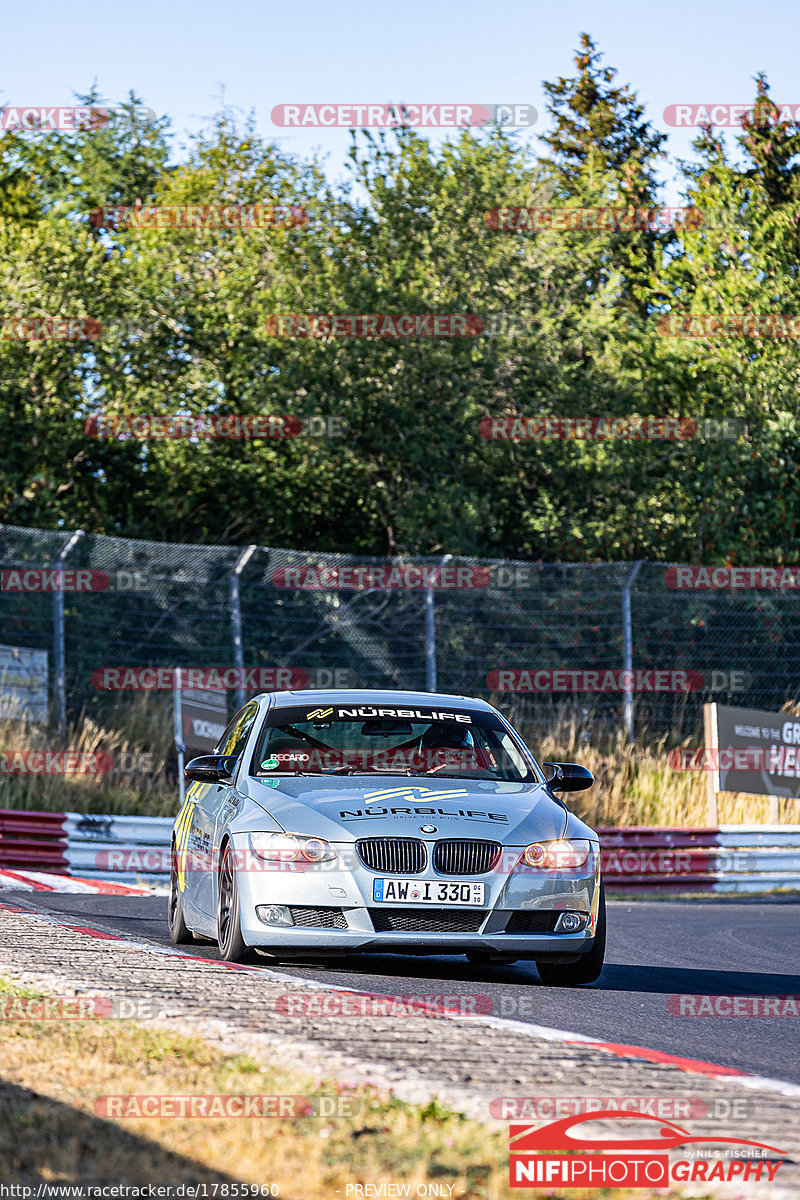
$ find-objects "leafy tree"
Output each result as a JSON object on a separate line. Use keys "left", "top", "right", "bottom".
{"left": 0, "top": 56, "right": 798, "bottom": 565}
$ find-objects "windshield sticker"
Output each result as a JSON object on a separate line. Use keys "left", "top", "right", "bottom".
{"left": 261, "top": 756, "right": 279, "bottom": 770}
{"left": 305, "top": 705, "right": 472, "bottom": 723}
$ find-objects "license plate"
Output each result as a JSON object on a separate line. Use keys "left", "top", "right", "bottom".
{"left": 372, "top": 878, "right": 485, "bottom": 906}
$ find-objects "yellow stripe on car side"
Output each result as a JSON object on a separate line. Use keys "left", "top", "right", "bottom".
{"left": 174, "top": 797, "right": 194, "bottom": 892}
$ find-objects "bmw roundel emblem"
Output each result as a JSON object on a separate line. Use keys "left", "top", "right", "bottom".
{"left": 419, "top": 824, "right": 437, "bottom": 833}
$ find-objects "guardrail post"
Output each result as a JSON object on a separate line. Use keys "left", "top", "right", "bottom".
{"left": 230, "top": 545, "right": 257, "bottom": 709}
{"left": 53, "top": 529, "right": 85, "bottom": 738}
{"left": 622, "top": 561, "right": 644, "bottom": 742}
{"left": 703, "top": 702, "right": 719, "bottom": 825}
{"left": 425, "top": 554, "right": 452, "bottom": 693}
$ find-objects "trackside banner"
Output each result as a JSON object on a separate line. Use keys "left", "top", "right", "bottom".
{"left": 707, "top": 703, "right": 800, "bottom": 799}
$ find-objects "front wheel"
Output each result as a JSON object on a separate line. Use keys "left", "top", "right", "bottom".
{"left": 167, "top": 846, "right": 192, "bottom": 944}
{"left": 535, "top": 884, "right": 606, "bottom": 987}
{"left": 217, "top": 842, "right": 252, "bottom": 962}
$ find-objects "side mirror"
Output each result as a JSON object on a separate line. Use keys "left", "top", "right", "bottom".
{"left": 543, "top": 761, "right": 594, "bottom": 792}
{"left": 184, "top": 754, "right": 238, "bottom": 784}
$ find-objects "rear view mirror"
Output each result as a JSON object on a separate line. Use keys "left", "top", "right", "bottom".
{"left": 543, "top": 761, "right": 594, "bottom": 792}
{"left": 361, "top": 720, "right": 413, "bottom": 736}
{"left": 184, "top": 754, "right": 238, "bottom": 784}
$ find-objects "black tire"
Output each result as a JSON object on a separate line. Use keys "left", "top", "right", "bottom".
{"left": 167, "top": 845, "right": 192, "bottom": 944}
{"left": 217, "top": 842, "right": 252, "bottom": 962}
{"left": 535, "top": 884, "right": 606, "bottom": 987}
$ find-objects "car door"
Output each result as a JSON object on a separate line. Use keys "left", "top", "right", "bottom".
{"left": 192, "top": 701, "right": 260, "bottom": 916}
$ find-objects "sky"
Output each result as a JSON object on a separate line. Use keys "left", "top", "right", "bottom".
{"left": 3, "top": 0, "right": 799, "bottom": 202}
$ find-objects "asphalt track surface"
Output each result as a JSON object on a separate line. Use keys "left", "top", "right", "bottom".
{"left": 7, "top": 892, "right": 800, "bottom": 1085}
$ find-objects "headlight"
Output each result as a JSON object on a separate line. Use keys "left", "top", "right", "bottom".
{"left": 249, "top": 832, "right": 337, "bottom": 863}
{"left": 522, "top": 839, "right": 593, "bottom": 869}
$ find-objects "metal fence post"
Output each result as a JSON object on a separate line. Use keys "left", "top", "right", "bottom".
{"left": 230, "top": 545, "right": 257, "bottom": 709}
{"left": 703, "top": 702, "right": 719, "bottom": 825}
{"left": 425, "top": 554, "right": 452, "bottom": 693}
{"left": 622, "top": 560, "right": 644, "bottom": 742}
{"left": 173, "top": 666, "right": 186, "bottom": 809}
{"left": 53, "top": 529, "right": 85, "bottom": 737}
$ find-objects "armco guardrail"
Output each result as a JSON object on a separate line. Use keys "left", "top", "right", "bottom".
{"left": 0, "top": 809, "right": 68, "bottom": 872}
{"left": 1, "top": 811, "right": 799, "bottom": 893}
{"left": 599, "top": 825, "right": 800, "bottom": 892}
{"left": 600, "top": 826, "right": 720, "bottom": 891}
{"left": 63, "top": 812, "right": 173, "bottom": 882}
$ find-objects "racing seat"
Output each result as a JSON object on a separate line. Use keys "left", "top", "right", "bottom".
{"left": 419, "top": 722, "right": 470, "bottom": 749}
{"left": 417, "top": 722, "right": 490, "bottom": 771}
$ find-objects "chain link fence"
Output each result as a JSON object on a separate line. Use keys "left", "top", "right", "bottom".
{"left": 1, "top": 522, "right": 798, "bottom": 745}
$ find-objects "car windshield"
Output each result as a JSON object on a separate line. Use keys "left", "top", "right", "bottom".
{"left": 250, "top": 702, "right": 540, "bottom": 782}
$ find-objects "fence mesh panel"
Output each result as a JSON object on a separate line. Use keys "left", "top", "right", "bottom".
{"left": 1, "top": 523, "right": 798, "bottom": 741}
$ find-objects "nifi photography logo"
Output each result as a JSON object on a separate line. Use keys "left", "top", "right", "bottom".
{"left": 508, "top": 1111, "right": 785, "bottom": 1188}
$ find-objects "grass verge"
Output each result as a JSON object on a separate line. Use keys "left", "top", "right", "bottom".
{"left": 0, "top": 977, "right": 704, "bottom": 1198}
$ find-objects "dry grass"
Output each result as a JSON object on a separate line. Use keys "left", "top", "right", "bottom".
{"left": 0, "top": 978, "right": 697, "bottom": 1198}
{"left": 0, "top": 694, "right": 176, "bottom": 814}
{"left": 1, "top": 697, "right": 797, "bottom": 827}
{"left": 532, "top": 717, "right": 800, "bottom": 827}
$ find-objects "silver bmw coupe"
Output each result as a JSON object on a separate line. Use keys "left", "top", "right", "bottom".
{"left": 169, "top": 689, "right": 604, "bottom": 985}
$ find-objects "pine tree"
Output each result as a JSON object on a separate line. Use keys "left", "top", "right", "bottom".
{"left": 533, "top": 33, "right": 669, "bottom": 316}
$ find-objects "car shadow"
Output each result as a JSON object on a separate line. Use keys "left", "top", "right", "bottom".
{"left": 0, "top": 1080, "right": 240, "bottom": 1184}
{"left": 271, "top": 953, "right": 800, "bottom": 998}
{"left": 585, "top": 961, "right": 800, "bottom": 996}
{"left": 269, "top": 950, "right": 538, "bottom": 986}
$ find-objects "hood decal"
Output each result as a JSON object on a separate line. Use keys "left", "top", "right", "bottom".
{"left": 244, "top": 775, "right": 573, "bottom": 843}
{"left": 363, "top": 784, "right": 468, "bottom": 804}
{"left": 338, "top": 805, "right": 508, "bottom": 823}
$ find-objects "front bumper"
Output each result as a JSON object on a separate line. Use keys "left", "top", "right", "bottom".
{"left": 232, "top": 835, "right": 601, "bottom": 957}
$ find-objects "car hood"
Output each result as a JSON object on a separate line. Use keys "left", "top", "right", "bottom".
{"left": 244, "top": 775, "right": 573, "bottom": 843}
